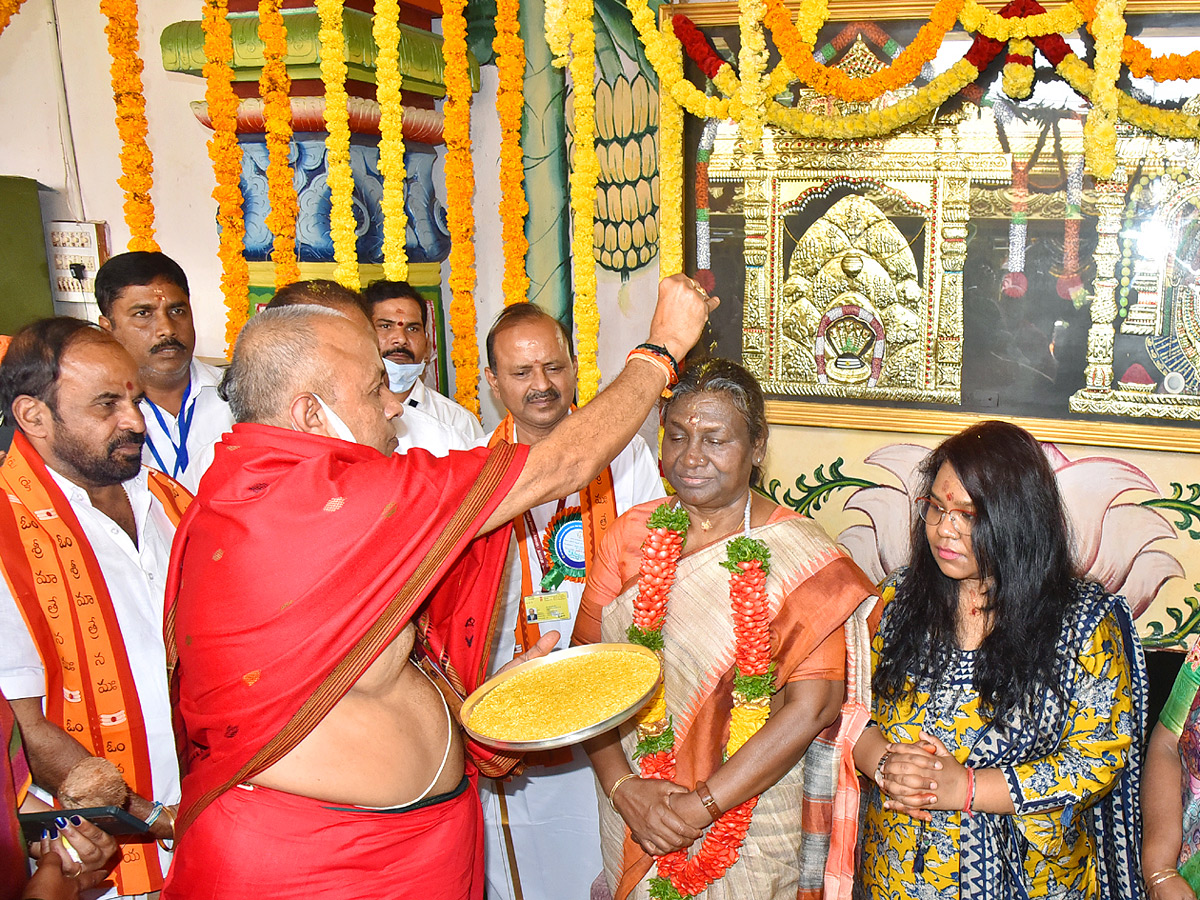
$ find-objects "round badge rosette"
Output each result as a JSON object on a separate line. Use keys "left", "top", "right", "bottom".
{"left": 541, "top": 507, "right": 587, "bottom": 589}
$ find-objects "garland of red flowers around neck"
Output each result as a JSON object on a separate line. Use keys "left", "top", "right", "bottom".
{"left": 626, "top": 502, "right": 774, "bottom": 899}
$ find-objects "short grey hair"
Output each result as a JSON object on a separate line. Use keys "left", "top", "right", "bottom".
{"left": 220, "top": 305, "right": 347, "bottom": 424}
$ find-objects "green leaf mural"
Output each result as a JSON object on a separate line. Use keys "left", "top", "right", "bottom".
{"left": 764, "top": 458, "right": 875, "bottom": 516}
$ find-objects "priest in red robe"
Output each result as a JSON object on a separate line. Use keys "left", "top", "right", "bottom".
{"left": 161, "top": 276, "right": 715, "bottom": 900}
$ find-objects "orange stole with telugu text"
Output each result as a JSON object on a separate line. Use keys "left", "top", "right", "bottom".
{"left": 488, "top": 413, "right": 617, "bottom": 653}
{"left": 0, "top": 432, "right": 190, "bottom": 895}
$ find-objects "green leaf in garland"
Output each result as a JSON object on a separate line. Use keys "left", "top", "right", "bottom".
{"left": 649, "top": 876, "right": 691, "bottom": 900}
{"left": 634, "top": 722, "right": 676, "bottom": 758}
{"left": 734, "top": 664, "right": 776, "bottom": 702}
{"left": 720, "top": 536, "right": 771, "bottom": 576}
{"left": 627, "top": 623, "right": 665, "bottom": 651}
{"left": 647, "top": 501, "right": 691, "bottom": 535}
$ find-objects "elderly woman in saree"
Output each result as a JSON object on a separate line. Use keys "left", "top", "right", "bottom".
{"left": 854, "top": 420, "right": 1146, "bottom": 899}
{"left": 571, "top": 359, "right": 877, "bottom": 900}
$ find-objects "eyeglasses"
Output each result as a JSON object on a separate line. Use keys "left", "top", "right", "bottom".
{"left": 914, "top": 497, "right": 977, "bottom": 534}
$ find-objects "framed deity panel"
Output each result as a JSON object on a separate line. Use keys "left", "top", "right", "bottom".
{"left": 678, "top": 1, "right": 1200, "bottom": 451}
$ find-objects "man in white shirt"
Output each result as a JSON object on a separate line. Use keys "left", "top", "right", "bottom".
{"left": 364, "top": 279, "right": 484, "bottom": 443}
{"left": 96, "top": 252, "right": 234, "bottom": 494}
{"left": 480, "top": 303, "right": 665, "bottom": 900}
{"left": 0, "top": 318, "right": 186, "bottom": 898}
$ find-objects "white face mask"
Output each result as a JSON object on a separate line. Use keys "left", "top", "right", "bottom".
{"left": 383, "top": 357, "right": 425, "bottom": 394}
{"left": 308, "top": 393, "right": 358, "bottom": 444}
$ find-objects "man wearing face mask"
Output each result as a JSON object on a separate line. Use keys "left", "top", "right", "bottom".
{"left": 364, "top": 280, "right": 484, "bottom": 443}
{"left": 96, "top": 252, "right": 234, "bottom": 494}
{"left": 479, "top": 303, "right": 665, "bottom": 900}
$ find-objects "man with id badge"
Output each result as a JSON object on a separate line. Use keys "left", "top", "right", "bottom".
{"left": 97, "top": 253, "right": 234, "bottom": 494}
{"left": 481, "top": 303, "right": 665, "bottom": 900}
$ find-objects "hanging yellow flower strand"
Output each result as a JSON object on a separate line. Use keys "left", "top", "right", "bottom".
{"left": 442, "top": 0, "right": 480, "bottom": 415}
{"left": 373, "top": 0, "right": 408, "bottom": 281}
{"left": 568, "top": 0, "right": 601, "bottom": 401}
{"left": 100, "top": 0, "right": 158, "bottom": 251}
{"left": 658, "top": 17, "right": 685, "bottom": 276}
{"left": 202, "top": 0, "right": 249, "bottom": 355}
{"left": 495, "top": 0, "right": 530, "bottom": 304}
{"left": 317, "top": 0, "right": 359, "bottom": 289}
{"left": 258, "top": 0, "right": 300, "bottom": 288}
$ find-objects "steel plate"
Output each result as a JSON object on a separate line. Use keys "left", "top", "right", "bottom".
{"left": 461, "top": 643, "right": 661, "bottom": 752}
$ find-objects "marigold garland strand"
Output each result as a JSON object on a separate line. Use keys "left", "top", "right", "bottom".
{"left": 543, "top": 0, "right": 570, "bottom": 67}
{"left": 659, "top": 20, "right": 686, "bottom": 277}
{"left": 569, "top": 0, "right": 601, "bottom": 402}
{"left": 735, "top": 0, "right": 768, "bottom": 149}
{"left": 202, "top": 0, "right": 249, "bottom": 355}
{"left": 627, "top": 504, "right": 774, "bottom": 899}
{"left": 258, "top": 0, "right": 300, "bottom": 287}
{"left": 373, "top": 0, "right": 409, "bottom": 281}
{"left": 1084, "top": 0, "right": 1124, "bottom": 179}
{"left": 442, "top": 0, "right": 480, "bottom": 415}
{"left": 0, "top": 0, "right": 28, "bottom": 38}
{"left": 100, "top": 0, "right": 158, "bottom": 252}
{"left": 317, "top": 0, "right": 360, "bottom": 289}
{"left": 494, "top": 0, "right": 530, "bottom": 305}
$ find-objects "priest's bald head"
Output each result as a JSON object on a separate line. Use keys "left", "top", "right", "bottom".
{"left": 220, "top": 305, "right": 400, "bottom": 455}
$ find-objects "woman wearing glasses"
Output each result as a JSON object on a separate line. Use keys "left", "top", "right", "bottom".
{"left": 853, "top": 420, "right": 1146, "bottom": 899}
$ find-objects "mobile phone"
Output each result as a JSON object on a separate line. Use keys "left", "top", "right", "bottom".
{"left": 18, "top": 805, "right": 150, "bottom": 841}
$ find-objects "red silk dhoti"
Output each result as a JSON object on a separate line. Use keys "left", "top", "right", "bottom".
{"left": 163, "top": 775, "right": 483, "bottom": 900}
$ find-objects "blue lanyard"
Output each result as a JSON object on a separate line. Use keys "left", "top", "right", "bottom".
{"left": 143, "top": 379, "right": 194, "bottom": 478}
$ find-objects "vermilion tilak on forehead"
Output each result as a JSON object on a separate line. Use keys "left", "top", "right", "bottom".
{"left": 946, "top": 490, "right": 955, "bottom": 502}
{"left": 127, "top": 382, "right": 134, "bottom": 390}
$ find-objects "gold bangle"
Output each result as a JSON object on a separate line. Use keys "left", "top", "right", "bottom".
{"left": 1146, "top": 868, "right": 1181, "bottom": 888}
{"left": 608, "top": 773, "right": 638, "bottom": 811}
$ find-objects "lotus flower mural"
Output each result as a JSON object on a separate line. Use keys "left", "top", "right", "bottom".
{"left": 835, "top": 442, "right": 1185, "bottom": 618}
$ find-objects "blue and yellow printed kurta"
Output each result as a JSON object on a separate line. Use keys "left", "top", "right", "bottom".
{"left": 860, "top": 576, "right": 1145, "bottom": 900}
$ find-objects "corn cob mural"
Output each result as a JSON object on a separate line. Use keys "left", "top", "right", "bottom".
{"left": 593, "top": 73, "right": 660, "bottom": 273}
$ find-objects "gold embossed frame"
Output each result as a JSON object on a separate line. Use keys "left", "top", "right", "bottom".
{"left": 711, "top": 122, "right": 1008, "bottom": 403}
{"left": 680, "top": 1, "right": 1200, "bottom": 452}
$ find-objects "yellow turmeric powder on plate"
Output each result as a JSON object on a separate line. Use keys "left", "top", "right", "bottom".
{"left": 468, "top": 650, "right": 660, "bottom": 742}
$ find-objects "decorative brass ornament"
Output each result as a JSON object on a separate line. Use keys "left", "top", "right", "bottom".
{"left": 711, "top": 103, "right": 1008, "bottom": 403}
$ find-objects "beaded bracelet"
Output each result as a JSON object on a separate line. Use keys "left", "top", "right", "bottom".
{"left": 962, "top": 766, "right": 976, "bottom": 818}
{"left": 874, "top": 749, "right": 893, "bottom": 787}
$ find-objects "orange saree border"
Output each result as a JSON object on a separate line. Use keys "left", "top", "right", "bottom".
{"left": 0, "top": 432, "right": 189, "bottom": 895}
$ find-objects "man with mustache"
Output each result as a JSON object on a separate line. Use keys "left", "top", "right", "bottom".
{"left": 365, "top": 279, "right": 484, "bottom": 443}
{"left": 480, "top": 302, "right": 666, "bottom": 900}
{"left": 0, "top": 319, "right": 191, "bottom": 898}
{"left": 96, "top": 252, "right": 234, "bottom": 493}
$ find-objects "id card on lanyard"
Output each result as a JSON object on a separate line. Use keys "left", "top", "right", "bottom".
{"left": 514, "top": 498, "right": 576, "bottom": 655}
{"left": 143, "top": 380, "right": 194, "bottom": 479}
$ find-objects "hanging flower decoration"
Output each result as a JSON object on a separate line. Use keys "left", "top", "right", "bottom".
{"left": 1058, "top": 154, "right": 1086, "bottom": 302}
{"left": 568, "top": 0, "right": 601, "bottom": 402}
{"left": 0, "top": 0, "right": 28, "bottom": 38}
{"left": 1003, "top": 37, "right": 1035, "bottom": 99}
{"left": 442, "top": 0, "right": 479, "bottom": 415}
{"left": 1004, "top": 155, "right": 1029, "bottom": 297}
{"left": 373, "top": 0, "right": 408, "bottom": 282}
{"left": 258, "top": 0, "right": 300, "bottom": 288}
{"left": 694, "top": 118, "right": 720, "bottom": 292}
{"left": 958, "top": 0, "right": 1083, "bottom": 40}
{"left": 100, "top": 0, "right": 158, "bottom": 252}
{"left": 202, "top": 0, "right": 249, "bottom": 355}
{"left": 1073, "top": 0, "right": 1200, "bottom": 82}
{"left": 735, "top": 0, "right": 769, "bottom": 149}
{"left": 543, "top": 0, "right": 570, "bottom": 67}
{"left": 1083, "top": 0, "right": 1124, "bottom": 179}
{"left": 627, "top": 504, "right": 775, "bottom": 900}
{"left": 762, "top": 0, "right": 964, "bottom": 103}
{"left": 494, "top": 0, "right": 530, "bottom": 306}
{"left": 317, "top": 0, "right": 359, "bottom": 290}
{"left": 658, "top": 21, "right": 687, "bottom": 277}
